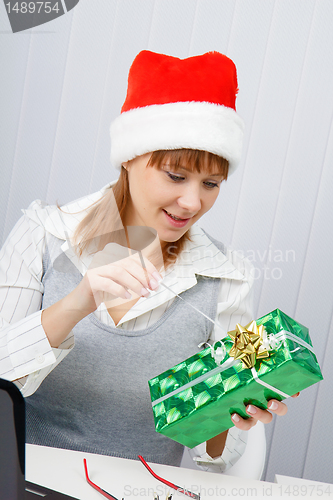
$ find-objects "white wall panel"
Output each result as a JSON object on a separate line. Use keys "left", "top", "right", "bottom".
{"left": 3, "top": 15, "right": 73, "bottom": 241}
{"left": 258, "top": 1, "right": 333, "bottom": 318}
{"left": 147, "top": 0, "right": 197, "bottom": 57}
{"left": 293, "top": 118, "right": 333, "bottom": 482}
{"left": 303, "top": 322, "right": 333, "bottom": 481}
{"left": 231, "top": 1, "right": 316, "bottom": 265}
{"left": 0, "top": 18, "right": 32, "bottom": 244}
{"left": 200, "top": 0, "right": 276, "bottom": 243}
{"left": 189, "top": 0, "right": 236, "bottom": 55}
{"left": 45, "top": 0, "right": 118, "bottom": 205}
{"left": 1, "top": 0, "right": 332, "bottom": 484}
{"left": 89, "top": 0, "right": 156, "bottom": 193}
{"left": 265, "top": 94, "right": 333, "bottom": 481}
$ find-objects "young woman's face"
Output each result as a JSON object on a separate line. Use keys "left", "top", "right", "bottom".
{"left": 123, "top": 153, "right": 224, "bottom": 242}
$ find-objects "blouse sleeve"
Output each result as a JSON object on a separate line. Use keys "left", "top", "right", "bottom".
{"left": 189, "top": 248, "right": 255, "bottom": 474}
{"left": 0, "top": 210, "right": 74, "bottom": 397}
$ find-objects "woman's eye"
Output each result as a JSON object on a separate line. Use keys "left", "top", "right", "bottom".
{"left": 167, "top": 172, "right": 185, "bottom": 182}
{"left": 204, "top": 181, "right": 219, "bottom": 189}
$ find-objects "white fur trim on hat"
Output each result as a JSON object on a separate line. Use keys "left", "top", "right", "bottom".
{"left": 110, "top": 101, "right": 244, "bottom": 174}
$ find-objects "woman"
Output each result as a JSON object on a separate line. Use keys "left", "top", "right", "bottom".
{"left": 0, "top": 50, "right": 292, "bottom": 472}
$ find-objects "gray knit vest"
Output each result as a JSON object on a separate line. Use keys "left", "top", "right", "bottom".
{"left": 26, "top": 233, "right": 224, "bottom": 466}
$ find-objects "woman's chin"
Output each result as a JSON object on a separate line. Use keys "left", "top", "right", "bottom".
{"left": 158, "top": 229, "right": 188, "bottom": 244}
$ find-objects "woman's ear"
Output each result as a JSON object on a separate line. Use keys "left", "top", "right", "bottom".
{"left": 122, "top": 160, "right": 132, "bottom": 171}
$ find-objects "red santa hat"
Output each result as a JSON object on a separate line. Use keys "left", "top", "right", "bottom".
{"left": 110, "top": 50, "right": 244, "bottom": 174}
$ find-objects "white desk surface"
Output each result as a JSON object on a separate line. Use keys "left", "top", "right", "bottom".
{"left": 26, "top": 444, "right": 333, "bottom": 500}
{"left": 274, "top": 474, "right": 333, "bottom": 494}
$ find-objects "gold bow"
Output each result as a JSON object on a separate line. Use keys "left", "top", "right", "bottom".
{"left": 227, "top": 321, "right": 270, "bottom": 369}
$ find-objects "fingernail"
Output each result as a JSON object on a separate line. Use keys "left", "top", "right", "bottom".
{"left": 268, "top": 400, "right": 278, "bottom": 410}
{"left": 231, "top": 413, "right": 240, "bottom": 422}
{"left": 149, "top": 279, "right": 159, "bottom": 290}
{"left": 125, "top": 291, "right": 132, "bottom": 299}
{"left": 141, "top": 288, "right": 150, "bottom": 297}
{"left": 152, "top": 272, "right": 163, "bottom": 282}
{"left": 247, "top": 405, "right": 257, "bottom": 415}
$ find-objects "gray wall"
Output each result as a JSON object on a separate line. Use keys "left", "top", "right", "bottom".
{"left": 1, "top": 0, "right": 332, "bottom": 484}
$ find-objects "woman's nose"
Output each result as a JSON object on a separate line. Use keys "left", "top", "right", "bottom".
{"left": 177, "top": 186, "right": 202, "bottom": 213}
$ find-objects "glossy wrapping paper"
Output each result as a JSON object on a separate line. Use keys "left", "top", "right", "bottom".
{"left": 148, "top": 309, "right": 323, "bottom": 448}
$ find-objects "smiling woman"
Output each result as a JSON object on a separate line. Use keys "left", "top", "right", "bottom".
{"left": 0, "top": 50, "right": 292, "bottom": 475}
{"left": 72, "top": 149, "right": 228, "bottom": 269}
{"left": 126, "top": 151, "right": 225, "bottom": 222}
{"left": 123, "top": 152, "right": 223, "bottom": 245}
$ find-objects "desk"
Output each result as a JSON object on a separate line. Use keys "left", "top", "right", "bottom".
{"left": 274, "top": 474, "right": 333, "bottom": 498}
{"left": 26, "top": 445, "right": 332, "bottom": 499}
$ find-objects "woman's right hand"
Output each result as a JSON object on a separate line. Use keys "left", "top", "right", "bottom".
{"left": 73, "top": 251, "right": 163, "bottom": 316}
{"left": 42, "top": 251, "right": 162, "bottom": 348}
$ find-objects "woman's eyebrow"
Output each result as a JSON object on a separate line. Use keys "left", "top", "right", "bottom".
{"left": 166, "top": 165, "right": 223, "bottom": 176}
{"left": 204, "top": 172, "right": 224, "bottom": 177}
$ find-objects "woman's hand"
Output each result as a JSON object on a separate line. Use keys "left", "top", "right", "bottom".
{"left": 74, "top": 251, "right": 162, "bottom": 316}
{"left": 230, "top": 393, "right": 300, "bottom": 430}
{"left": 42, "top": 251, "right": 162, "bottom": 348}
{"left": 205, "top": 393, "right": 300, "bottom": 459}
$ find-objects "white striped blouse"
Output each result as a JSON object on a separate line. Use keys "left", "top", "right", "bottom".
{"left": 0, "top": 182, "right": 254, "bottom": 473}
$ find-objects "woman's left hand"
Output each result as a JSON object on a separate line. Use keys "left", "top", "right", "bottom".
{"left": 231, "top": 393, "right": 300, "bottom": 430}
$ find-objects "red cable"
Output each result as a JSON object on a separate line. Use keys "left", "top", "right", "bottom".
{"left": 138, "top": 455, "right": 200, "bottom": 499}
{"left": 83, "top": 458, "right": 120, "bottom": 500}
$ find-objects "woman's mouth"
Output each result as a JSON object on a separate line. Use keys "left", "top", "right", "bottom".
{"left": 163, "top": 209, "right": 191, "bottom": 228}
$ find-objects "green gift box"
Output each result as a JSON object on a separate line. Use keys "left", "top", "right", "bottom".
{"left": 148, "top": 309, "right": 323, "bottom": 448}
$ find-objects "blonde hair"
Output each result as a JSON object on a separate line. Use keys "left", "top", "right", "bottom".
{"left": 71, "top": 149, "right": 228, "bottom": 268}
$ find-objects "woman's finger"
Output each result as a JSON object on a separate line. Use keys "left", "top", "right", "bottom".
{"left": 266, "top": 399, "right": 288, "bottom": 416}
{"left": 93, "top": 275, "right": 133, "bottom": 301}
{"left": 109, "top": 254, "right": 162, "bottom": 291}
{"left": 100, "top": 263, "right": 151, "bottom": 297}
{"left": 132, "top": 251, "right": 162, "bottom": 280}
{"left": 90, "top": 257, "right": 160, "bottom": 298}
{"left": 89, "top": 248, "right": 162, "bottom": 291}
{"left": 246, "top": 404, "right": 274, "bottom": 423}
{"left": 94, "top": 270, "right": 149, "bottom": 301}
{"left": 80, "top": 250, "right": 164, "bottom": 311}
{"left": 230, "top": 396, "right": 293, "bottom": 430}
{"left": 231, "top": 413, "right": 257, "bottom": 431}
